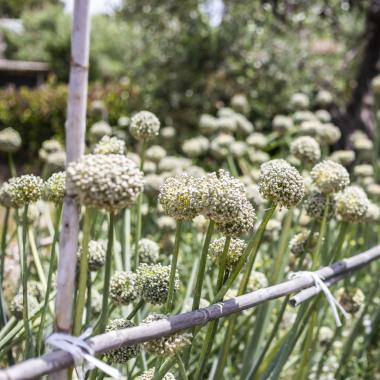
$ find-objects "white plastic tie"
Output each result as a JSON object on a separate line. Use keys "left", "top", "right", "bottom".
{"left": 289, "top": 271, "right": 349, "bottom": 327}
{"left": 46, "top": 328, "right": 122, "bottom": 380}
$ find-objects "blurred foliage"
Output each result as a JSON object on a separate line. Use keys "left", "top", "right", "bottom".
{"left": 0, "top": 0, "right": 371, "bottom": 153}
{"left": 0, "top": 0, "right": 59, "bottom": 18}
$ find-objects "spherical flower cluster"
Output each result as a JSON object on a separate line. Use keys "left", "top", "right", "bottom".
{"left": 290, "top": 93, "right": 309, "bottom": 109}
{"left": 43, "top": 171, "right": 66, "bottom": 204}
{"left": 230, "top": 141, "right": 248, "bottom": 158}
{"left": 234, "top": 114, "right": 254, "bottom": 135}
{"left": 365, "top": 201, "right": 380, "bottom": 222}
{"left": 353, "top": 164, "right": 374, "bottom": 178}
{"left": 0, "top": 127, "right": 22, "bottom": 153}
{"left": 182, "top": 136, "right": 209, "bottom": 158}
{"left": 315, "top": 110, "right": 331, "bottom": 123}
{"left": 310, "top": 160, "right": 349, "bottom": 194}
{"left": 158, "top": 174, "right": 208, "bottom": 220}
{"left": 246, "top": 133, "right": 267, "bottom": 149}
{"left": 130, "top": 111, "right": 160, "bottom": 141}
{"left": 316, "top": 123, "right": 341, "bottom": 145}
{"left": 335, "top": 186, "right": 369, "bottom": 223}
{"left": 78, "top": 240, "right": 105, "bottom": 271}
{"left": 337, "top": 287, "right": 365, "bottom": 314}
{"left": 90, "top": 121, "right": 112, "bottom": 139}
{"left": 316, "top": 90, "right": 333, "bottom": 106}
{"left": 231, "top": 94, "right": 250, "bottom": 114}
{"left": 258, "top": 159, "right": 305, "bottom": 208}
{"left": 46, "top": 150, "right": 66, "bottom": 170}
{"left": 215, "top": 199, "right": 256, "bottom": 237}
{"left": 10, "top": 294, "right": 38, "bottom": 320}
{"left": 38, "top": 139, "right": 63, "bottom": 161}
{"left": 289, "top": 230, "right": 318, "bottom": 256}
{"left": 216, "top": 116, "right": 237, "bottom": 133}
{"left": 138, "top": 238, "right": 159, "bottom": 264}
{"left": 209, "top": 237, "right": 247, "bottom": 270}
{"left": 247, "top": 271, "right": 268, "bottom": 291}
{"left": 93, "top": 135, "right": 126, "bottom": 155}
{"left": 0, "top": 182, "right": 16, "bottom": 208}
{"left": 142, "top": 314, "right": 191, "bottom": 356}
{"left": 158, "top": 156, "right": 191, "bottom": 173}
{"left": 199, "top": 114, "right": 218, "bottom": 135}
{"left": 290, "top": 136, "right": 321, "bottom": 164}
{"left": 136, "top": 264, "right": 178, "bottom": 304}
{"left": 104, "top": 319, "right": 140, "bottom": 363}
{"left": 6, "top": 175, "right": 44, "bottom": 208}
{"left": 305, "top": 191, "right": 335, "bottom": 221}
{"left": 145, "top": 145, "right": 167, "bottom": 163}
{"left": 109, "top": 271, "right": 138, "bottom": 305}
{"left": 272, "top": 115, "right": 293, "bottom": 133}
{"left": 329, "top": 150, "right": 355, "bottom": 166}
{"left": 206, "top": 169, "right": 248, "bottom": 222}
{"left": 210, "top": 133, "right": 235, "bottom": 158}
{"left": 66, "top": 154, "right": 144, "bottom": 212}
{"left": 136, "top": 368, "right": 176, "bottom": 380}
{"left": 156, "top": 215, "right": 177, "bottom": 232}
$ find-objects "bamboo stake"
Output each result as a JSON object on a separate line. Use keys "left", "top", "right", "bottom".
{"left": 1, "top": 245, "right": 380, "bottom": 380}
{"left": 53, "top": 1, "right": 91, "bottom": 378}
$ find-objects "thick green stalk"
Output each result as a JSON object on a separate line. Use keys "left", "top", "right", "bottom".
{"left": 227, "top": 154, "right": 239, "bottom": 177}
{"left": 134, "top": 141, "right": 146, "bottom": 270}
{"left": 122, "top": 208, "right": 131, "bottom": 271}
{"left": 241, "top": 209, "right": 293, "bottom": 378}
{"left": 194, "top": 236, "right": 231, "bottom": 380}
{"left": 7, "top": 153, "right": 16, "bottom": 177}
{"left": 28, "top": 228, "right": 47, "bottom": 289}
{"left": 36, "top": 204, "right": 62, "bottom": 355}
{"left": 176, "top": 353, "right": 189, "bottom": 380}
{"left": 212, "top": 204, "right": 276, "bottom": 303}
{"left": 95, "top": 212, "right": 115, "bottom": 334}
{"left": 0, "top": 208, "right": 10, "bottom": 329}
{"left": 21, "top": 204, "right": 32, "bottom": 357}
{"left": 312, "top": 195, "right": 330, "bottom": 268}
{"left": 165, "top": 220, "right": 183, "bottom": 313}
{"left": 73, "top": 207, "right": 93, "bottom": 336}
{"left": 127, "top": 299, "right": 144, "bottom": 319}
{"left": 329, "top": 222, "right": 349, "bottom": 262}
{"left": 183, "top": 220, "right": 214, "bottom": 366}
{"left": 213, "top": 205, "right": 276, "bottom": 379}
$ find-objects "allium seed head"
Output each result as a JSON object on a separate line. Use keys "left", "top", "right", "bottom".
{"left": 199, "top": 114, "right": 218, "bottom": 135}
{"left": 78, "top": 240, "right": 105, "bottom": 271}
{"left": 93, "top": 135, "right": 126, "bottom": 155}
{"left": 142, "top": 314, "right": 191, "bottom": 356}
{"left": 290, "top": 93, "right": 309, "bottom": 110}
{"left": 130, "top": 111, "right": 160, "bottom": 141}
{"left": 109, "top": 271, "right": 138, "bottom": 305}
{"left": 182, "top": 136, "right": 209, "bottom": 158}
{"left": 231, "top": 94, "right": 250, "bottom": 114}
{"left": 205, "top": 170, "right": 247, "bottom": 223}
{"left": 104, "top": 319, "right": 140, "bottom": 363}
{"left": 272, "top": 115, "right": 293, "bottom": 133}
{"left": 210, "top": 133, "right": 235, "bottom": 159}
{"left": 215, "top": 198, "right": 256, "bottom": 237}
{"left": 0, "top": 128, "right": 22, "bottom": 153}
{"left": 137, "top": 264, "right": 178, "bottom": 304}
{"left": 335, "top": 186, "right": 369, "bottom": 223}
{"left": 246, "top": 133, "right": 267, "bottom": 149}
{"left": 136, "top": 369, "right": 176, "bottom": 380}
{"left": 337, "top": 287, "right": 365, "bottom": 314}
{"left": 66, "top": 154, "right": 144, "bottom": 212}
{"left": 289, "top": 230, "right": 318, "bottom": 256}
{"left": 329, "top": 150, "right": 355, "bottom": 166}
{"left": 259, "top": 159, "right": 305, "bottom": 208}
{"left": 305, "top": 191, "right": 335, "bottom": 221}
{"left": 6, "top": 175, "right": 44, "bottom": 208}
{"left": 145, "top": 145, "right": 167, "bottom": 163}
{"left": 310, "top": 160, "right": 349, "bottom": 194}
{"left": 10, "top": 294, "right": 38, "bottom": 320}
{"left": 316, "top": 123, "right": 341, "bottom": 145}
{"left": 43, "top": 171, "right": 66, "bottom": 204}
{"left": 90, "top": 121, "right": 112, "bottom": 139}
{"left": 290, "top": 136, "right": 321, "bottom": 164}
{"left": 209, "top": 237, "right": 247, "bottom": 270}
{"left": 138, "top": 238, "right": 159, "bottom": 264}
{"left": 364, "top": 201, "right": 380, "bottom": 222}
{"left": 158, "top": 174, "right": 208, "bottom": 220}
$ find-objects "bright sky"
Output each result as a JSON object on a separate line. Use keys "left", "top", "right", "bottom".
{"left": 62, "top": 0, "right": 122, "bottom": 15}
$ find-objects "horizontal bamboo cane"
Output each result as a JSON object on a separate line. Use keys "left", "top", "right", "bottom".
{"left": 1, "top": 244, "right": 379, "bottom": 380}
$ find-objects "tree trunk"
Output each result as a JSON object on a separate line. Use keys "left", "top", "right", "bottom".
{"left": 336, "top": 0, "right": 380, "bottom": 147}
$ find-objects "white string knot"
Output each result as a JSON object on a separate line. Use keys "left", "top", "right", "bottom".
{"left": 289, "top": 271, "right": 349, "bottom": 327}
{"left": 46, "top": 328, "right": 122, "bottom": 380}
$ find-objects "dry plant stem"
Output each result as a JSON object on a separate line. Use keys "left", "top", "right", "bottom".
{"left": 95, "top": 212, "right": 115, "bottom": 335}
{"left": 165, "top": 220, "right": 183, "bottom": 313}
{"left": 54, "top": 9, "right": 91, "bottom": 380}
{"left": 36, "top": 204, "right": 63, "bottom": 355}
{"left": 73, "top": 208, "right": 93, "bottom": 336}
{"left": 195, "top": 236, "right": 231, "bottom": 380}
{"left": 21, "top": 204, "right": 32, "bottom": 358}
{"left": 134, "top": 141, "right": 146, "bottom": 271}
{"left": 3, "top": 245, "right": 380, "bottom": 380}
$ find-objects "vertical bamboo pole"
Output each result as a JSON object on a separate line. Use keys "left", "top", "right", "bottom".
{"left": 53, "top": 1, "right": 91, "bottom": 378}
